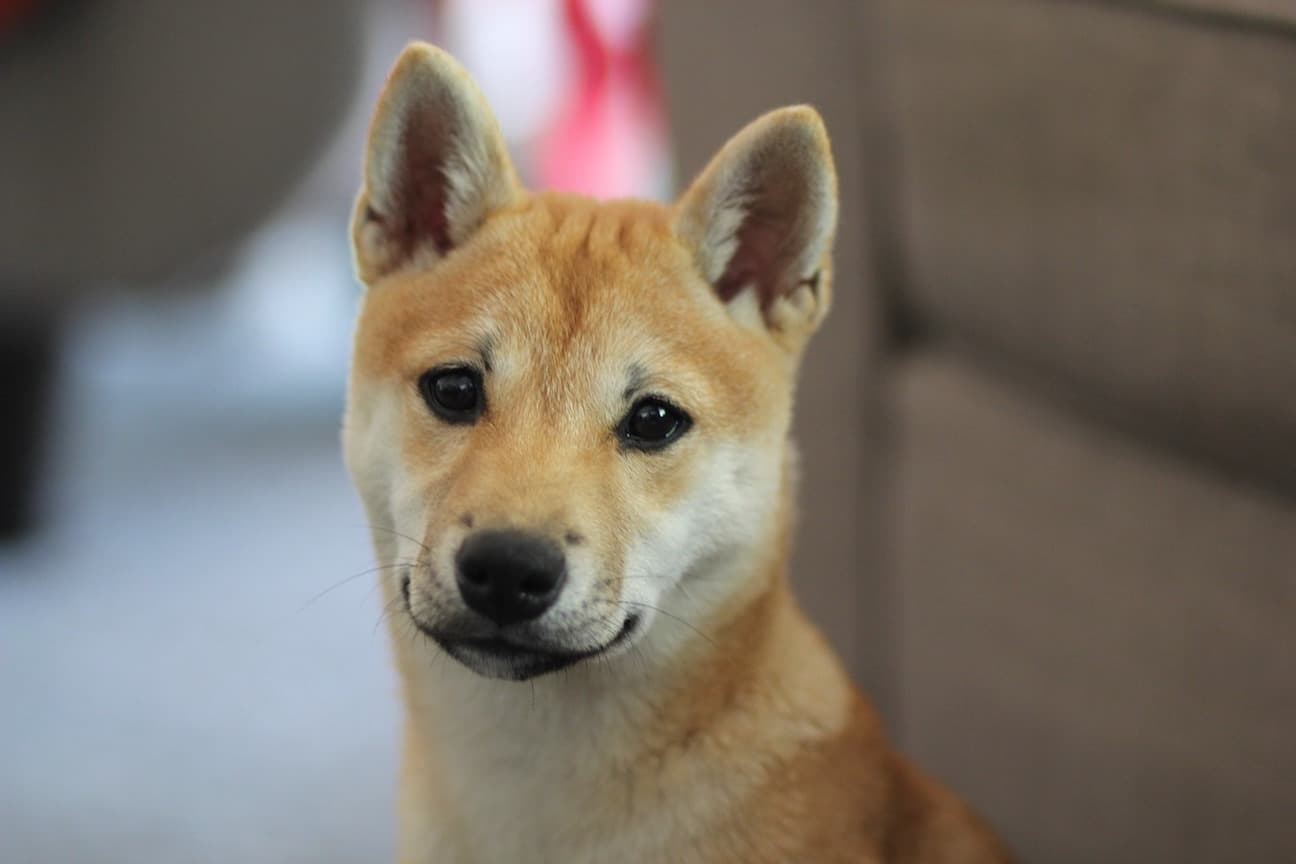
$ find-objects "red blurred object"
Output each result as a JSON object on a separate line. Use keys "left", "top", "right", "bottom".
{"left": 535, "top": 0, "right": 668, "bottom": 198}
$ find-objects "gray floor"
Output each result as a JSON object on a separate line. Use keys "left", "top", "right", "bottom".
{"left": 0, "top": 230, "right": 398, "bottom": 863}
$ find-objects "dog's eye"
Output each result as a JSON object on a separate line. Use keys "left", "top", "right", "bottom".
{"left": 419, "top": 366, "right": 483, "bottom": 424}
{"left": 618, "top": 398, "right": 691, "bottom": 450}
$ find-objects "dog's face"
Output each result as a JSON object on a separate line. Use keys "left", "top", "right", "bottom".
{"left": 345, "top": 45, "right": 836, "bottom": 681}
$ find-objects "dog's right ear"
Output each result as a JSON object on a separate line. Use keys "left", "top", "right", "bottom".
{"left": 352, "top": 43, "right": 520, "bottom": 284}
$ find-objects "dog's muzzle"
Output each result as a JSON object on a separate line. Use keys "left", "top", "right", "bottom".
{"left": 399, "top": 529, "right": 639, "bottom": 680}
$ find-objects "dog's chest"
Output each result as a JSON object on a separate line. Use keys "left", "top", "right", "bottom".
{"left": 432, "top": 725, "right": 678, "bottom": 863}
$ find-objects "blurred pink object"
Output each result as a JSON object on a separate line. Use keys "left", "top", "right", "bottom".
{"left": 534, "top": 0, "right": 670, "bottom": 199}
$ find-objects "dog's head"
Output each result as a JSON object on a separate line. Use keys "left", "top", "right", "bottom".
{"left": 344, "top": 44, "right": 837, "bottom": 681}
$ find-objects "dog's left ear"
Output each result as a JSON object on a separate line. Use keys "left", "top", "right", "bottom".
{"left": 352, "top": 43, "right": 520, "bottom": 284}
{"left": 673, "top": 107, "right": 837, "bottom": 342}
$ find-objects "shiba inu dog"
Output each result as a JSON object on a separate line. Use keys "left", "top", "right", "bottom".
{"left": 344, "top": 43, "right": 1013, "bottom": 864}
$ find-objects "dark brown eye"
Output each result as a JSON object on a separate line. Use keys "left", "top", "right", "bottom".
{"left": 419, "top": 367, "right": 483, "bottom": 424}
{"left": 618, "top": 398, "right": 691, "bottom": 451}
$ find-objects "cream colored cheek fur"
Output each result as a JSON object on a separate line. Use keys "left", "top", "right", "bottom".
{"left": 619, "top": 439, "right": 783, "bottom": 656}
{"left": 343, "top": 380, "right": 430, "bottom": 574}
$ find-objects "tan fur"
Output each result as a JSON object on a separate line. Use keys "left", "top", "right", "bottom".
{"left": 344, "top": 43, "right": 1014, "bottom": 863}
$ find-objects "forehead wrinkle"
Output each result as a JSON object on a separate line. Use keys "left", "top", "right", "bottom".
{"left": 623, "top": 362, "right": 648, "bottom": 401}
{"left": 475, "top": 332, "right": 497, "bottom": 373}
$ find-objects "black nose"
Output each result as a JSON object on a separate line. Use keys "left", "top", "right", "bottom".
{"left": 455, "top": 530, "right": 567, "bottom": 626}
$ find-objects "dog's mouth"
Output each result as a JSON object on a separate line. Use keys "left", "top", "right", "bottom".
{"left": 433, "top": 615, "right": 639, "bottom": 680}
{"left": 401, "top": 573, "right": 640, "bottom": 680}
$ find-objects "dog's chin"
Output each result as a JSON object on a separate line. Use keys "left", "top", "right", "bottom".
{"left": 415, "top": 615, "right": 642, "bottom": 681}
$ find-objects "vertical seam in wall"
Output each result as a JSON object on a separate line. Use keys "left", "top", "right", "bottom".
{"left": 859, "top": 5, "right": 922, "bottom": 356}
{"left": 855, "top": 0, "right": 917, "bottom": 726}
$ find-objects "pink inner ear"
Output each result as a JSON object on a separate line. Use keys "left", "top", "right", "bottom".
{"left": 370, "top": 100, "right": 459, "bottom": 260}
{"left": 396, "top": 129, "right": 455, "bottom": 256}
{"left": 714, "top": 211, "right": 794, "bottom": 308}
{"left": 408, "top": 186, "right": 454, "bottom": 257}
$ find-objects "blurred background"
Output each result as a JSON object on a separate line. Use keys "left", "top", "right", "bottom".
{"left": 1, "top": 1, "right": 1293, "bottom": 862}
